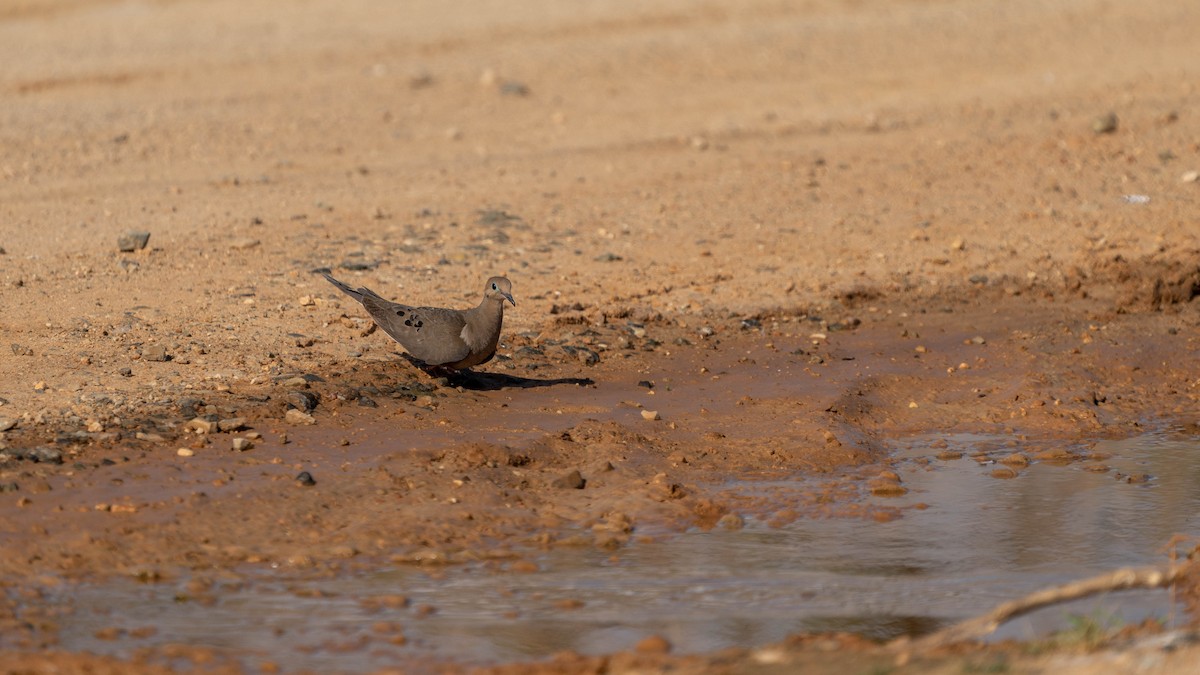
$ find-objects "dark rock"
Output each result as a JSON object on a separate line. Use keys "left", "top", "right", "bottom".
{"left": 118, "top": 231, "right": 151, "bottom": 252}
{"left": 288, "top": 391, "right": 320, "bottom": 412}
{"left": 476, "top": 209, "right": 523, "bottom": 227}
{"left": 296, "top": 471, "right": 317, "bottom": 487}
{"left": 0, "top": 482, "right": 18, "bottom": 492}
{"left": 358, "top": 397, "right": 378, "bottom": 408}
{"left": 178, "top": 398, "right": 204, "bottom": 419}
{"left": 498, "top": 80, "right": 530, "bottom": 96}
{"left": 560, "top": 345, "right": 599, "bottom": 366}
{"left": 55, "top": 432, "right": 93, "bottom": 445}
{"left": 1092, "top": 112, "right": 1119, "bottom": 134}
{"left": 119, "top": 367, "right": 133, "bottom": 377}
{"left": 637, "top": 380, "right": 654, "bottom": 389}
{"left": 551, "top": 470, "right": 586, "bottom": 489}
{"left": 30, "top": 446, "right": 64, "bottom": 464}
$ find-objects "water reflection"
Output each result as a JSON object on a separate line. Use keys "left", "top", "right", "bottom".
{"left": 48, "top": 432, "right": 1200, "bottom": 672}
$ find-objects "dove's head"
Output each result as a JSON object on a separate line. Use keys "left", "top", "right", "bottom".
{"left": 485, "top": 276, "right": 516, "bottom": 307}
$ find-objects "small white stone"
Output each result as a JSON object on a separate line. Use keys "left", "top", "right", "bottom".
{"left": 177, "top": 448, "right": 195, "bottom": 457}
{"left": 641, "top": 410, "right": 661, "bottom": 421}
{"left": 185, "top": 418, "right": 217, "bottom": 434}
{"left": 285, "top": 409, "right": 316, "bottom": 425}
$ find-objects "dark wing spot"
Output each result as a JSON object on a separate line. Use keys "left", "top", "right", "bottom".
{"left": 415, "top": 320, "right": 423, "bottom": 330}
{"left": 404, "top": 319, "right": 412, "bottom": 327}
{"left": 395, "top": 309, "right": 405, "bottom": 317}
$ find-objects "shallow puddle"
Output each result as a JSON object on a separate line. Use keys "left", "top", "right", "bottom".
{"left": 44, "top": 430, "right": 1200, "bottom": 671}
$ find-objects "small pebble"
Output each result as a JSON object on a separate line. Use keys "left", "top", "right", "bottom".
{"left": 117, "top": 231, "right": 151, "bottom": 252}
{"left": 296, "top": 471, "right": 316, "bottom": 486}
{"left": 635, "top": 634, "right": 672, "bottom": 654}
{"left": 1092, "top": 112, "right": 1118, "bottom": 134}
{"left": 185, "top": 418, "right": 217, "bottom": 434}
{"left": 641, "top": 410, "right": 660, "bottom": 421}
{"left": 287, "top": 390, "right": 319, "bottom": 412}
{"left": 868, "top": 473, "right": 906, "bottom": 497}
{"left": 228, "top": 237, "right": 260, "bottom": 250}
{"left": 285, "top": 409, "right": 316, "bottom": 425}
{"left": 231, "top": 438, "right": 253, "bottom": 452}
{"left": 551, "top": 470, "right": 586, "bottom": 490}
{"left": 717, "top": 513, "right": 745, "bottom": 530}
{"left": 498, "top": 80, "right": 530, "bottom": 97}
{"left": 177, "top": 448, "right": 194, "bottom": 457}
{"left": 999, "top": 452, "right": 1029, "bottom": 466}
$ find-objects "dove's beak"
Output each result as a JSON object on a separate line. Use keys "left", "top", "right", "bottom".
{"left": 503, "top": 292, "right": 516, "bottom": 307}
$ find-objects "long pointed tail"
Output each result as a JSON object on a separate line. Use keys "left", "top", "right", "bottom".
{"left": 322, "top": 271, "right": 391, "bottom": 305}
{"left": 322, "top": 272, "right": 366, "bottom": 303}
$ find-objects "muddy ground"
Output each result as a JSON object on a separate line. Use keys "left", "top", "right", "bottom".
{"left": 3, "top": 0, "right": 1200, "bottom": 672}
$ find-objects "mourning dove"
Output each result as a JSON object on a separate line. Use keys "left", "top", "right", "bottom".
{"left": 323, "top": 273, "right": 515, "bottom": 370}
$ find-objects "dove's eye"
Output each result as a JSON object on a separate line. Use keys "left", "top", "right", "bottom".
{"left": 491, "top": 283, "right": 498, "bottom": 290}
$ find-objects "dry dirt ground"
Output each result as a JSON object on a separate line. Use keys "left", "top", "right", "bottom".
{"left": 3, "top": 0, "right": 1200, "bottom": 673}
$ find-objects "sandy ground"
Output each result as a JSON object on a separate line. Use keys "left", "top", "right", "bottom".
{"left": 3, "top": 0, "right": 1200, "bottom": 672}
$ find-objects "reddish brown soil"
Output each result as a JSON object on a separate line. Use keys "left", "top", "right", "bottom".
{"left": 3, "top": 0, "right": 1200, "bottom": 673}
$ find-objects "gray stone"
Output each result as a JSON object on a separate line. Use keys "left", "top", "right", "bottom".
{"left": 29, "top": 446, "right": 63, "bottom": 464}
{"left": 118, "top": 231, "right": 151, "bottom": 252}
{"left": 1092, "top": 112, "right": 1119, "bottom": 134}
{"left": 287, "top": 390, "right": 319, "bottom": 412}
{"left": 178, "top": 398, "right": 203, "bottom": 419}
{"left": 551, "top": 470, "right": 586, "bottom": 490}
{"left": 141, "top": 345, "right": 169, "bottom": 362}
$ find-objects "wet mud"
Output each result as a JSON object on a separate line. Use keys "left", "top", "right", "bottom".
{"left": 3, "top": 281, "right": 1200, "bottom": 672}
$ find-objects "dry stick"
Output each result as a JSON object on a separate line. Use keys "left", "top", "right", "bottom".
{"left": 892, "top": 565, "right": 1186, "bottom": 653}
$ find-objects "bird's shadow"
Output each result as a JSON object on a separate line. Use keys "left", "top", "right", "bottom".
{"left": 449, "top": 370, "right": 595, "bottom": 391}
{"left": 396, "top": 353, "right": 594, "bottom": 391}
